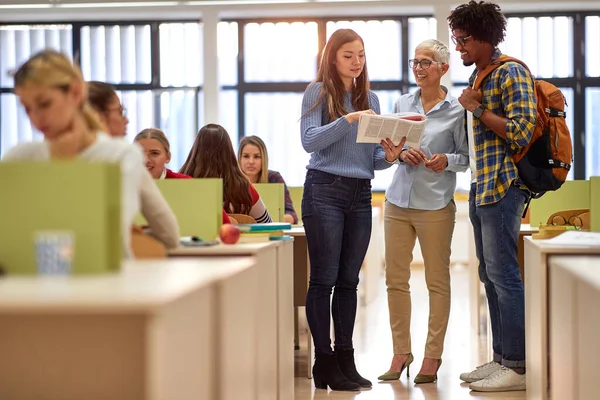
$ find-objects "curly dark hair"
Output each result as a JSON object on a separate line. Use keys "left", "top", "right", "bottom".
{"left": 447, "top": 1, "right": 506, "bottom": 47}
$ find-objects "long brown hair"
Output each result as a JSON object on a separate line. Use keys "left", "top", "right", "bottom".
{"left": 13, "top": 50, "right": 104, "bottom": 132}
{"left": 179, "top": 124, "right": 253, "bottom": 214}
{"left": 311, "top": 29, "right": 370, "bottom": 121}
{"left": 238, "top": 135, "right": 269, "bottom": 183}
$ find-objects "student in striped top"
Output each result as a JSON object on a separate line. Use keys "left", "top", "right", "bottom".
{"left": 300, "top": 28, "right": 405, "bottom": 392}
{"left": 238, "top": 135, "right": 298, "bottom": 224}
{"left": 180, "top": 124, "right": 272, "bottom": 224}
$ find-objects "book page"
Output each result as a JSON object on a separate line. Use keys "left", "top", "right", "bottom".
{"left": 356, "top": 112, "right": 427, "bottom": 147}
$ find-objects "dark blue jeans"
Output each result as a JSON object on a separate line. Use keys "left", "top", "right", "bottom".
{"left": 469, "top": 182, "right": 528, "bottom": 368}
{"left": 302, "top": 169, "right": 372, "bottom": 355}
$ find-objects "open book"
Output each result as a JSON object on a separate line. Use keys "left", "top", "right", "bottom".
{"left": 356, "top": 112, "right": 427, "bottom": 148}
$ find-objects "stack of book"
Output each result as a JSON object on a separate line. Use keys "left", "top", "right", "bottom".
{"left": 236, "top": 223, "right": 293, "bottom": 243}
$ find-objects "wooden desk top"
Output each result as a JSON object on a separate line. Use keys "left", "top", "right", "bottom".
{"left": 521, "top": 224, "right": 540, "bottom": 234}
{"left": 284, "top": 226, "right": 305, "bottom": 237}
{"left": 0, "top": 257, "right": 255, "bottom": 313}
{"left": 168, "top": 240, "right": 284, "bottom": 256}
{"left": 524, "top": 235, "right": 600, "bottom": 254}
{"left": 550, "top": 255, "right": 600, "bottom": 291}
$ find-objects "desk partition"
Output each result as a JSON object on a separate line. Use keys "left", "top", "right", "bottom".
{"left": 135, "top": 179, "right": 222, "bottom": 241}
{"left": 529, "top": 180, "right": 590, "bottom": 226}
{"left": 591, "top": 176, "right": 600, "bottom": 232}
{"left": 254, "top": 183, "right": 285, "bottom": 222}
{"left": 0, "top": 162, "right": 121, "bottom": 274}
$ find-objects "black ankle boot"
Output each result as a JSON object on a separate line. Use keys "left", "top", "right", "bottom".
{"left": 313, "top": 353, "right": 361, "bottom": 391}
{"left": 335, "top": 348, "right": 372, "bottom": 388}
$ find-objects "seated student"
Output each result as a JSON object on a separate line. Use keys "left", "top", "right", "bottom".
{"left": 134, "top": 128, "right": 231, "bottom": 225}
{"left": 87, "top": 81, "right": 179, "bottom": 248}
{"left": 1, "top": 50, "right": 144, "bottom": 257}
{"left": 180, "top": 124, "right": 272, "bottom": 224}
{"left": 238, "top": 135, "right": 298, "bottom": 224}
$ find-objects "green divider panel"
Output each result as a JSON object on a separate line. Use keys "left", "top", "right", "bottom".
{"left": 591, "top": 177, "right": 600, "bottom": 232}
{"left": 254, "top": 183, "right": 285, "bottom": 222}
{"left": 288, "top": 186, "right": 303, "bottom": 224}
{"left": 135, "top": 178, "right": 222, "bottom": 241}
{"left": 0, "top": 162, "right": 121, "bottom": 275}
{"left": 529, "top": 180, "right": 590, "bottom": 226}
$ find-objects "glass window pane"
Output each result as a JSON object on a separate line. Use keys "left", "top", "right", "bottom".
{"left": 244, "top": 22, "right": 318, "bottom": 82}
{"left": 408, "top": 18, "right": 437, "bottom": 84}
{"left": 158, "top": 90, "right": 198, "bottom": 170}
{"left": 118, "top": 90, "right": 154, "bottom": 141}
{"left": 585, "top": 88, "right": 600, "bottom": 178}
{"left": 499, "top": 16, "right": 573, "bottom": 78}
{"left": 218, "top": 22, "right": 238, "bottom": 86}
{"left": 245, "top": 92, "right": 308, "bottom": 187}
{"left": 326, "top": 20, "right": 401, "bottom": 81}
{"left": 586, "top": 16, "right": 600, "bottom": 77}
{"left": 80, "top": 25, "right": 151, "bottom": 84}
{"left": 374, "top": 90, "right": 402, "bottom": 115}
{"left": 160, "top": 23, "right": 203, "bottom": 87}
{"left": 0, "top": 24, "right": 72, "bottom": 88}
{"left": 219, "top": 90, "right": 238, "bottom": 141}
{"left": 1, "top": 93, "right": 44, "bottom": 157}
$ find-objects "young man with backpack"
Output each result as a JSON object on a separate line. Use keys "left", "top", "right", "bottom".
{"left": 448, "top": 1, "right": 535, "bottom": 392}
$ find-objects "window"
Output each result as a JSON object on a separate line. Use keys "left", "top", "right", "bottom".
{"left": 80, "top": 25, "right": 151, "bottom": 84}
{"left": 585, "top": 88, "right": 600, "bottom": 178}
{"left": 0, "top": 24, "right": 72, "bottom": 155}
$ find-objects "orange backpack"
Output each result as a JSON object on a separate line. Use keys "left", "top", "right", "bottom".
{"left": 474, "top": 56, "right": 572, "bottom": 197}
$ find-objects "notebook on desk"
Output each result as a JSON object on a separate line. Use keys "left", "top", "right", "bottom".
{"left": 0, "top": 162, "right": 122, "bottom": 275}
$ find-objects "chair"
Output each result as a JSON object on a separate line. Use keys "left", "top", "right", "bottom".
{"left": 228, "top": 213, "right": 257, "bottom": 224}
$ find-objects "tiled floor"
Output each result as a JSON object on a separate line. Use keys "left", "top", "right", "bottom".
{"left": 294, "top": 264, "right": 528, "bottom": 400}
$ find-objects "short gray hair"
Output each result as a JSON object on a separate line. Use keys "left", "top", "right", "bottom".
{"left": 415, "top": 39, "right": 450, "bottom": 64}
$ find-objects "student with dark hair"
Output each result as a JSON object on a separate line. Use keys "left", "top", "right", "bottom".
{"left": 87, "top": 81, "right": 128, "bottom": 137}
{"left": 300, "top": 28, "right": 404, "bottom": 391}
{"left": 180, "top": 124, "right": 272, "bottom": 224}
{"left": 448, "top": 1, "right": 535, "bottom": 392}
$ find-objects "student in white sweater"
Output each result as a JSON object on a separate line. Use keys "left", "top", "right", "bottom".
{"left": 1, "top": 50, "right": 145, "bottom": 257}
{"left": 87, "top": 81, "right": 179, "bottom": 249}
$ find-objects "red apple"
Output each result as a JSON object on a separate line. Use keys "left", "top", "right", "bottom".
{"left": 219, "top": 224, "right": 241, "bottom": 245}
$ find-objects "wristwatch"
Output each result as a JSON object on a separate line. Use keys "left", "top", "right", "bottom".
{"left": 472, "top": 104, "right": 485, "bottom": 119}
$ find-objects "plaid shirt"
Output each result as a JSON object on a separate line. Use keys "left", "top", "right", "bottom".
{"left": 468, "top": 48, "right": 536, "bottom": 206}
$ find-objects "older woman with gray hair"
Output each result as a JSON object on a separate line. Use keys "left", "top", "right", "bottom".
{"left": 378, "top": 39, "right": 469, "bottom": 384}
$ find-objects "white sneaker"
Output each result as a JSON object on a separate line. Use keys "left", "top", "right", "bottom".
{"left": 459, "top": 361, "right": 502, "bottom": 383}
{"left": 469, "top": 365, "right": 526, "bottom": 392}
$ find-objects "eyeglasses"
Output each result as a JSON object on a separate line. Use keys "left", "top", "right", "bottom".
{"left": 408, "top": 59, "right": 445, "bottom": 70}
{"left": 451, "top": 35, "right": 472, "bottom": 46}
{"left": 107, "top": 105, "right": 127, "bottom": 118}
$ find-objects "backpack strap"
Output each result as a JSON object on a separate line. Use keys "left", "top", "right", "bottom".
{"left": 473, "top": 55, "right": 532, "bottom": 91}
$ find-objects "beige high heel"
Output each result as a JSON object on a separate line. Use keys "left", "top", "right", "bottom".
{"left": 377, "top": 353, "right": 414, "bottom": 381}
{"left": 414, "top": 358, "right": 442, "bottom": 384}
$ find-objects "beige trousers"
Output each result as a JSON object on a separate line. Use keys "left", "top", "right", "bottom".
{"left": 384, "top": 200, "right": 456, "bottom": 359}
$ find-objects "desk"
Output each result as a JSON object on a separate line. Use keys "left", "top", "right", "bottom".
{"left": 0, "top": 258, "right": 256, "bottom": 400}
{"left": 549, "top": 255, "right": 600, "bottom": 400}
{"left": 169, "top": 241, "right": 294, "bottom": 400}
{"left": 524, "top": 238, "right": 600, "bottom": 400}
{"left": 285, "top": 226, "right": 312, "bottom": 379}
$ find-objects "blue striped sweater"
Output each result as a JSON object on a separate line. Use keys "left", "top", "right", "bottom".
{"left": 300, "top": 82, "right": 391, "bottom": 179}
